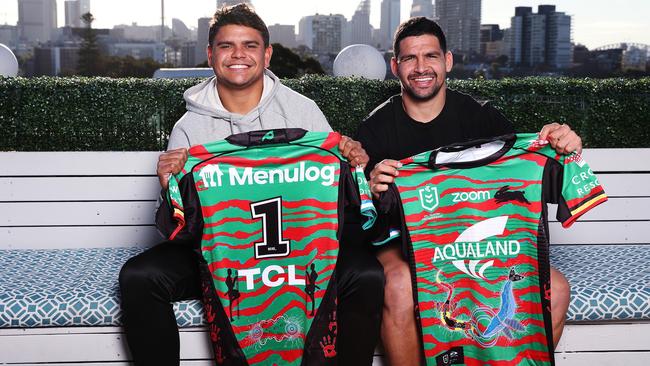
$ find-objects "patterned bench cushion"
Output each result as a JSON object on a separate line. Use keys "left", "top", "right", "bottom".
{"left": 1, "top": 245, "right": 648, "bottom": 328}
{"left": 551, "top": 245, "right": 650, "bottom": 322}
{"left": 0, "top": 247, "right": 205, "bottom": 328}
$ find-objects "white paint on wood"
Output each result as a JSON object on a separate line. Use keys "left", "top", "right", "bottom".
{"left": 0, "top": 327, "right": 212, "bottom": 363}
{"left": 555, "top": 352, "right": 650, "bottom": 366}
{"left": 2, "top": 323, "right": 648, "bottom": 364}
{"left": 0, "top": 152, "right": 160, "bottom": 176}
{"left": 555, "top": 322, "right": 650, "bottom": 352}
{"left": 549, "top": 221, "right": 650, "bottom": 244}
{"left": 1, "top": 201, "right": 157, "bottom": 226}
{"left": 597, "top": 174, "right": 650, "bottom": 197}
{"left": 547, "top": 198, "right": 650, "bottom": 221}
{"left": 582, "top": 149, "right": 650, "bottom": 172}
{"left": 0, "top": 226, "right": 162, "bottom": 249}
{"left": 0, "top": 176, "right": 160, "bottom": 201}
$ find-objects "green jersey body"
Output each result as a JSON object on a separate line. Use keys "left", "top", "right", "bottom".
{"left": 377, "top": 133, "right": 607, "bottom": 366}
{"left": 166, "top": 129, "right": 374, "bottom": 365}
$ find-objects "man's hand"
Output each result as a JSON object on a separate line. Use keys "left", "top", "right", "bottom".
{"left": 369, "top": 159, "right": 402, "bottom": 199}
{"left": 157, "top": 148, "right": 188, "bottom": 190}
{"left": 338, "top": 135, "right": 369, "bottom": 168}
{"left": 539, "top": 123, "right": 582, "bottom": 155}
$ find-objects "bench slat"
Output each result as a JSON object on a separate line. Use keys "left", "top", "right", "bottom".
{"left": 583, "top": 148, "right": 650, "bottom": 172}
{"left": 2, "top": 222, "right": 646, "bottom": 249}
{"left": 555, "top": 322, "right": 650, "bottom": 352}
{"left": 0, "top": 177, "right": 160, "bottom": 201}
{"left": 0, "top": 327, "right": 212, "bottom": 363}
{"left": 0, "top": 226, "right": 161, "bottom": 249}
{"left": 8, "top": 200, "right": 645, "bottom": 226}
{"left": 548, "top": 197, "right": 650, "bottom": 221}
{"left": 596, "top": 173, "right": 650, "bottom": 197}
{"left": 549, "top": 221, "right": 650, "bottom": 244}
{"left": 0, "top": 202, "right": 157, "bottom": 226}
{"left": 0, "top": 152, "right": 160, "bottom": 176}
{"left": 2, "top": 174, "right": 645, "bottom": 203}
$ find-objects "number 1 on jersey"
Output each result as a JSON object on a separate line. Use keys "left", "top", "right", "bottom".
{"left": 250, "top": 197, "right": 291, "bottom": 259}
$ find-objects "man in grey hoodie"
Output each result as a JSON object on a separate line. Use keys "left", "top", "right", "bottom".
{"left": 119, "top": 4, "right": 383, "bottom": 366}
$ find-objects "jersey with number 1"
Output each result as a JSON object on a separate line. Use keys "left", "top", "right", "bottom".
{"left": 164, "top": 128, "right": 375, "bottom": 366}
{"left": 375, "top": 133, "right": 607, "bottom": 366}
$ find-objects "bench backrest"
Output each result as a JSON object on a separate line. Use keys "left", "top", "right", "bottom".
{"left": 1, "top": 149, "right": 648, "bottom": 250}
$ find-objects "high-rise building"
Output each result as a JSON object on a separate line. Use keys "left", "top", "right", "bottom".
{"left": 543, "top": 6, "right": 572, "bottom": 69}
{"left": 17, "top": 0, "right": 58, "bottom": 44}
{"left": 297, "top": 16, "right": 314, "bottom": 49}
{"left": 510, "top": 5, "right": 572, "bottom": 69}
{"left": 0, "top": 25, "right": 19, "bottom": 48}
{"left": 172, "top": 18, "right": 192, "bottom": 41}
{"left": 379, "top": 0, "right": 400, "bottom": 50}
{"left": 410, "top": 0, "right": 434, "bottom": 19}
{"left": 217, "top": 0, "right": 252, "bottom": 8}
{"left": 349, "top": 0, "right": 372, "bottom": 46}
{"left": 622, "top": 45, "right": 648, "bottom": 72}
{"left": 268, "top": 24, "right": 296, "bottom": 48}
{"left": 181, "top": 41, "right": 197, "bottom": 67}
{"left": 34, "top": 45, "right": 80, "bottom": 76}
{"left": 113, "top": 23, "right": 170, "bottom": 42}
{"left": 109, "top": 42, "right": 166, "bottom": 62}
{"left": 64, "top": 0, "right": 90, "bottom": 28}
{"left": 311, "top": 14, "right": 346, "bottom": 54}
{"left": 195, "top": 17, "right": 211, "bottom": 65}
{"left": 435, "top": 0, "right": 481, "bottom": 54}
{"left": 480, "top": 24, "right": 505, "bottom": 58}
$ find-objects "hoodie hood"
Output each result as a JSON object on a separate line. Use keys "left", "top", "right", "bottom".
{"left": 182, "top": 69, "right": 282, "bottom": 133}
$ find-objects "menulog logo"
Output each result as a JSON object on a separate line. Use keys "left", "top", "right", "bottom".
{"left": 199, "top": 162, "right": 336, "bottom": 187}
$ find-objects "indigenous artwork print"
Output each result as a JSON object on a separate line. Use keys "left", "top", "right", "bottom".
{"left": 377, "top": 133, "right": 606, "bottom": 366}
{"left": 167, "top": 129, "right": 375, "bottom": 365}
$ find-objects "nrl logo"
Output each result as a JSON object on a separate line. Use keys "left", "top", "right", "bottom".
{"left": 419, "top": 185, "right": 439, "bottom": 212}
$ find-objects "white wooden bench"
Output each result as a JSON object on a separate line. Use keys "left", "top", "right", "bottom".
{"left": 1, "top": 149, "right": 648, "bottom": 365}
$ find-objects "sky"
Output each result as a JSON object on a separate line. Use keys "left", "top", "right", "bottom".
{"left": 1, "top": 0, "right": 649, "bottom": 49}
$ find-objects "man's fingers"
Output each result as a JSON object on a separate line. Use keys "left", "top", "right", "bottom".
{"left": 539, "top": 122, "right": 562, "bottom": 140}
{"left": 371, "top": 172, "right": 395, "bottom": 185}
{"left": 338, "top": 136, "right": 369, "bottom": 167}
{"left": 158, "top": 148, "right": 188, "bottom": 174}
{"left": 370, "top": 182, "right": 389, "bottom": 199}
{"left": 157, "top": 148, "right": 188, "bottom": 189}
{"left": 348, "top": 146, "right": 369, "bottom": 167}
{"left": 338, "top": 135, "right": 354, "bottom": 155}
{"left": 375, "top": 159, "right": 402, "bottom": 170}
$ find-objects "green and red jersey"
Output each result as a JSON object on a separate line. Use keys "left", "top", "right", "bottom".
{"left": 375, "top": 133, "right": 607, "bottom": 366}
{"left": 165, "top": 128, "right": 375, "bottom": 365}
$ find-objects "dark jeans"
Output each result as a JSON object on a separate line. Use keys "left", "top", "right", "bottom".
{"left": 119, "top": 229, "right": 384, "bottom": 366}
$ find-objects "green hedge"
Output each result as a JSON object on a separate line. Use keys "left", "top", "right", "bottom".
{"left": 1, "top": 76, "right": 648, "bottom": 151}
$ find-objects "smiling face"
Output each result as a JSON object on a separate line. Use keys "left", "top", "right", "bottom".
{"left": 207, "top": 24, "right": 272, "bottom": 92}
{"left": 391, "top": 34, "right": 453, "bottom": 102}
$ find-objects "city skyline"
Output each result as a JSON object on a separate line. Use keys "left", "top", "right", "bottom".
{"left": 1, "top": 0, "right": 649, "bottom": 49}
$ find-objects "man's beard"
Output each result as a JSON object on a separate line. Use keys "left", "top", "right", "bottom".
{"left": 402, "top": 72, "right": 444, "bottom": 101}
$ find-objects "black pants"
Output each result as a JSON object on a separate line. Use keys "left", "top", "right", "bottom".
{"left": 119, "top": 228, "right": 384, "bottom": 366}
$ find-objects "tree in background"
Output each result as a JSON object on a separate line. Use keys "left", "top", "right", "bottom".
{"left": 104, "top": 56, "right": 171, "bottom": 78}
{"left": 77, "top": 12, "right": 103, "bottom": 76}
{"left": 269, "top": 43, "right": 324, "bottom": 78}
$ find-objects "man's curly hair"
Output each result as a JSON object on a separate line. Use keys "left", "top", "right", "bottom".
{"left": 208, "top": 3, "right": 270, "bottom": 48}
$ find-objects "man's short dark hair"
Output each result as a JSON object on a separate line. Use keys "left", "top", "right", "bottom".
{"left": 393, "top": 17, "right": 447, "bottom": 57}
{"left": 208, "top": 3, "right": 270, "bottom": 48}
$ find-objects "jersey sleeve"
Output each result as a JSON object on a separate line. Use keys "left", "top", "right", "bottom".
{"left": 160, "top": 173, "right": 204, "bottom": 244}
{"left": 165, "top": 174, "right": 186, "bottom": 239}
{"left": 547, "top": 152, "right": 608, "bottom": 228}
{"left": 353, "top": 166, "right": 377, "bottom": 230}
{"left": 370, "top": 184, "right": 404, "bottom": 246}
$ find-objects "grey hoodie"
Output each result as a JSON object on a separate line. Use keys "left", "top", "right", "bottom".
{"left": 167, "top": 69, "right": 332, "bottom": 150}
